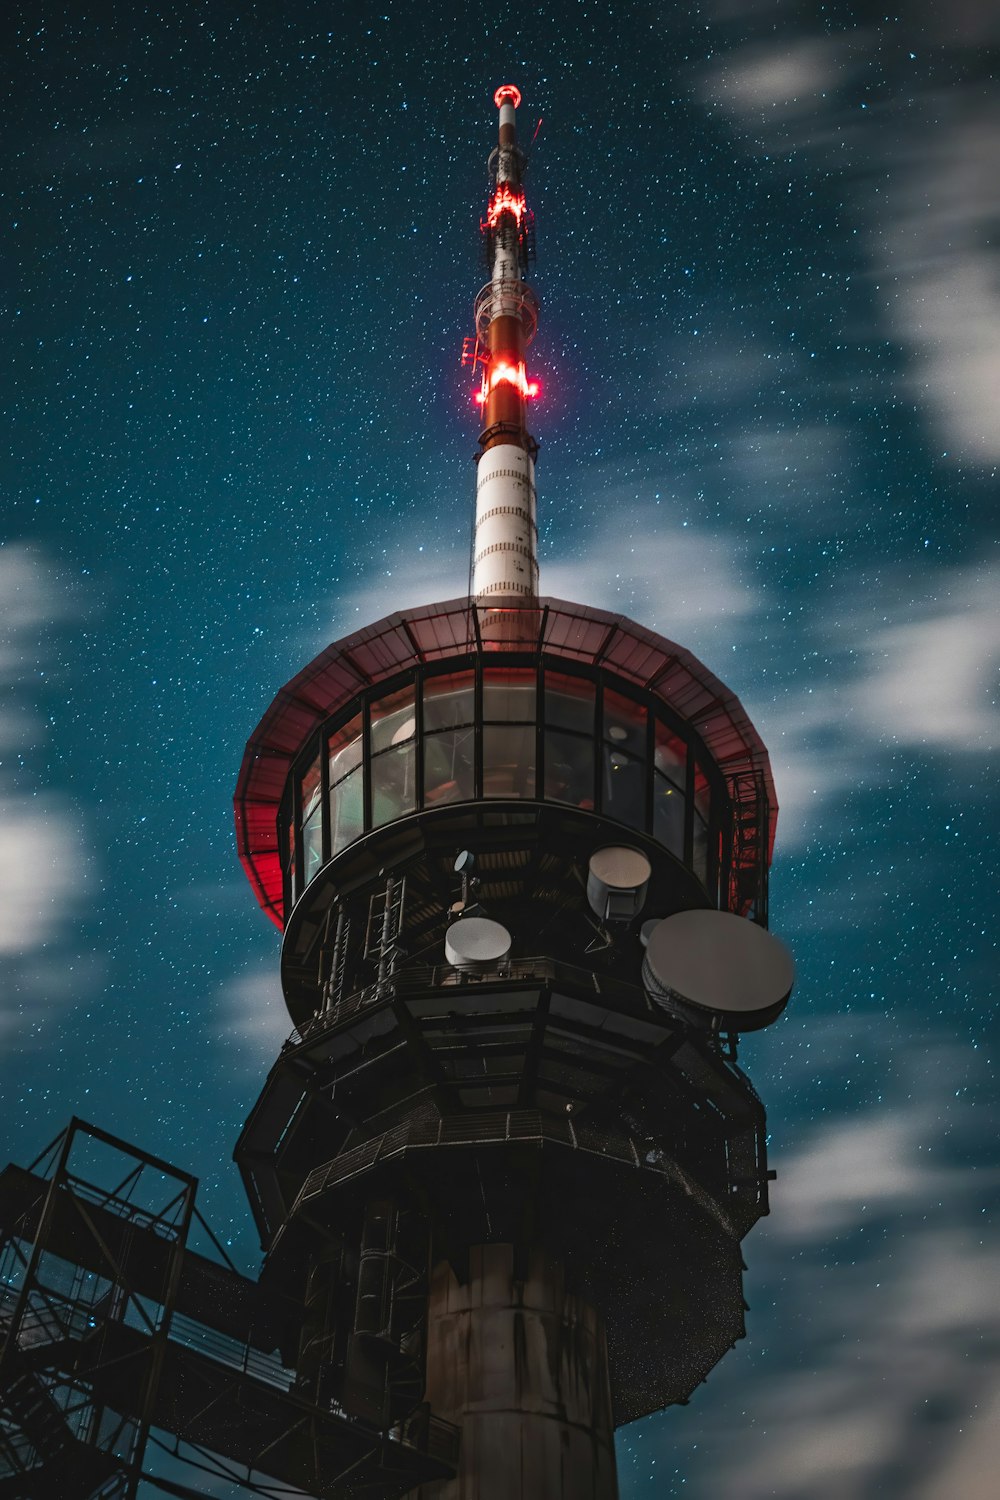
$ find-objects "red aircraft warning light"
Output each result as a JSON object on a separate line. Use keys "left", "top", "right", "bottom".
{"left": 494, "top": 82, "right": 522, "bottom": 109}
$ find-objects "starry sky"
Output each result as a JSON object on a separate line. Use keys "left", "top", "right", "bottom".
{"left": 3, "top": 1, "right": 998, "bottom": 1495}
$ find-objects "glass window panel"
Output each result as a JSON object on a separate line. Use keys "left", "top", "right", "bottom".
{"left": 300, "top": 752, "right": 322, "bottom": 824}
{"left": 302, "top": 809, "right": 324, "bottom": 885}
{"left": 424, "top": 671, "right": 475, "bottom": 732}
{"left": 372, "top": 742, "right": 416, "bottom": 827}
{"left": 424, "top": 728, "right": 475, "bottom": 805}
{"left": 694, "top": 760, "right": 712, "bottom": 822}
{"left": 370, "top": 683, "right": 416, "bottom": 755}
{"left": 285, "top": 819, "right": 298, "bottom": 902}
{"left": 654, "top": 718, "right": 687, "bottom": 788}
{"left": 331, "top": 766, "right": 364, "bottom": 855}
{"left": 653, "top": 771, "right": 685, "bottom": 856}
{"left": 603, "top": 745, "right": 646, "bottom": 831}
{"left": 328, "top": 713, "right": 363, "bottom": 787}
{"left": 693, "top": 813, "right": 709, "bottom": 885}
{"left": 544, "top": 730, "right": 594, "bottom": 809}
{"left": 544, "top": 674, "right": 595, "bottom": 734}
{"left": 483, "top": 724, "right": 536, "bottom": 798}
{"left": 483, "top": 668, "right": 536, "bottom": 722}
{"left": 602, "top": 687, "right": 646, "bottom": 753}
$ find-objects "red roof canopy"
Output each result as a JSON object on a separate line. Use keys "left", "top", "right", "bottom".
{"left": 234, "top": 598, "right": 778, "bottom": 928}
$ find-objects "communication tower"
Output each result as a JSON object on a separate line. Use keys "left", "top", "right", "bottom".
{"left": 0, "top": 88, "right": 793, "bottom": 1499}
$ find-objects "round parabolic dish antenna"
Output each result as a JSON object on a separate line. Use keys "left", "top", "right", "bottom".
{"left": 587, "top": 846, "right": 652, "bottom": 923}
{"left": 445, "top": 916, "right": 512, "bottom": 972}
{"left": 643, "top": 910, "right": 794, "bottom": 1031}
{"left": 589, "top": 847, "right": 651, "bottom": 890}
{"left": 640, "top": 918, "right": 660, "bottom": 949}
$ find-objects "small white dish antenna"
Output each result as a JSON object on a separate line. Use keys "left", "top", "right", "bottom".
{"left": 445, "top": 916, "right": 512, "bottom": 972}
{"left": 587, "top": 846, "right": 651, "bottom": 924}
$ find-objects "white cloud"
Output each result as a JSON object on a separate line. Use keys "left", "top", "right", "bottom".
{"left": 725, "top": 421, "right": 855, "bottom": 517}
{"left": 915, "top": 1384, "right": 1000, "bottom": 1500}
{"left": 851, "top": 560, "right": 1000, "bottom": 751}
{"left": 773, "top": 1110, "right": 951, "bottom": 1238}
{"left": 0, "top": 545, "right": 69, "bottom": 748}
{"left": 543, "top": 514, "right": 760, "bottom": 651}
{"left": 714, "top": 1216, "right": 1000, "bottom": 1499}
{"left": 748, "top": 555, "right": 998, "bottom": 851}
{"left": 214, "top": 964, "right": 289, "bottom": 1067}
{"left": 703, "top": 21, "right": 1000, "bottom": 466}
{"left": 877, "top": 106, "right": 1000, "bottom": 465}
{"left": 704, "top": 37, "right": 843, "bottom": 117}
{"left": 0, "top": 546, "right": 93, "bottom": 1041}
{"left": 0, "top": 804, "right": 89, "bottom": 958}
{"left": 323, "top": 542, "right": 468, "bottom": 641}
{"left": 324, "top": 505, "right": 760, "bottom": 664}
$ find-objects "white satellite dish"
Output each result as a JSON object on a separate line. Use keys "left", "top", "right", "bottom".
{"left": 587, "top": 846, "right": 651, "bottom": 924}
{"left": 445, "top": 916, "right": 512, "bottom": 972}
{"left": 639, "top": 918, "right": 660, "bottom": 949}
{"left": 642, "top": 909, "right": 794, "bottom": 1031}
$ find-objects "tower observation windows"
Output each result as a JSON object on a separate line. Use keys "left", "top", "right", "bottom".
{"left": 654, "top": 721, "right": 687, "bottom": 859}
{"left": 370, "top": 684, "right": 417, "bottom": 828}
{"left": 329, "top": 714, "right": 363, "bottom": 858}
{"left": 300, "top": 754, "right": 323, "bottom": 888}
{"left": 483, "top": 668, "right": 536, "bottom": 798}
{"left": 602, "top": 687, "right": 648, "bottom": 833}
{"left": 423, "top": 671, "right": 475, "bottom": 807}
{"left": 282, "top": 661, "right": 728, "bottom": 908}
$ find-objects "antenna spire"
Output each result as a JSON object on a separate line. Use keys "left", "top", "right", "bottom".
{"left": 465, "top": 86, "right": 540, "bottom": 605}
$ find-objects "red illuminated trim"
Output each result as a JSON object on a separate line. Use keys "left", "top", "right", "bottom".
{"left": 235, "top": 598, "right": 778, "bottom": 928}
{"left": 494, "top": 84, "right": 522, "bottom": 110}
{"left": 486, "top": 184, "right": 527, "bottom": 228}
{"left": 475, "top": 359, "right": 540, "bottom": 403}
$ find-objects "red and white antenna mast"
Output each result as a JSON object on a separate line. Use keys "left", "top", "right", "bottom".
{"left": 465, "top": 85, "right": 540, "bottom": 605}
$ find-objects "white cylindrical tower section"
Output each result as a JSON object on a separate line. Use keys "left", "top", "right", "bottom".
{"left": 491, "top": 247, "right": 521, "bottom": 308}
{"left": 473, "top": 443, "right": 538, "bottom": 599}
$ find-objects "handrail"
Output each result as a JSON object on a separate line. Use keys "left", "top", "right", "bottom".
{"left": 291, "top": 953, "right": 657, "bottom": 1047}
{"left": 168, "top": 1309, "right": 294, "bottom": 1391}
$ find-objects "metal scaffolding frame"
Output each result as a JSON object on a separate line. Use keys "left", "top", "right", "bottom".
{"left": 0, "top": 1119, "right": 456, "bottom": 1500}
{"left": 0, "top": 1118, "right": 196, "bottom": 1499}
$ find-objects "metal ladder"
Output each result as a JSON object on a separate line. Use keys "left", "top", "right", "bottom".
{"left": 364, "top": 876, "right": 407, "bottom": 993}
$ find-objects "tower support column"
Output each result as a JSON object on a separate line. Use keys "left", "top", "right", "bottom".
{"left": 409, "top": 1244, "right": 619, "bottom": 1500}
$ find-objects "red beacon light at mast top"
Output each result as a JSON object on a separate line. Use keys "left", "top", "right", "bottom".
{"left": 493, "top": 83, "right": 522, "bottom": 109}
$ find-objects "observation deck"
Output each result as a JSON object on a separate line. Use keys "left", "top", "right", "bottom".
{"left": 235, "top": 596, "right": 776, "bottom": 942}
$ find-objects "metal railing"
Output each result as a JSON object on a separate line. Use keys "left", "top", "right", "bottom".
{"left": 60, "top": 1172, "right": 186, "bottom": 1242}
{"left": 291, "top": 953, "right": 657, "bottom": 1047}
{"left": 2, "top": 1276, "right": 295, "bottom": 1396}
{"left": 167, "top": 1311, "right": 294, "bottom": 1392}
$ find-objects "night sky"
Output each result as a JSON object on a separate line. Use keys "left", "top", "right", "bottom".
{"left": 3, "top": 1, "right": 998, "bottom": 1496}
